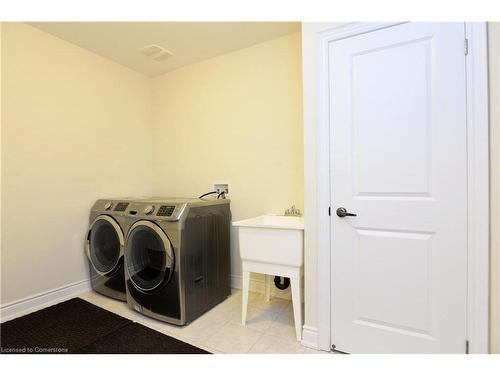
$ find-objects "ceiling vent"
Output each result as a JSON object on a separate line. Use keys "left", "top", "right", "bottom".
{"left": 140, "top": 44, "right": 173, "bottom": 61}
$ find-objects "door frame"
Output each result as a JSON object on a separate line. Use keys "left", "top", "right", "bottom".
{"left": 315, "top": 22, "right": 490, "bottom": 353}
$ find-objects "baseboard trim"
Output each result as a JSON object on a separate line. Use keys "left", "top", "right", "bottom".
{"left": 0, "top": 278, "right": 91, "bottom": 323}
{"left": 301, "top": 325, "right": 319, "bottom": 349}
{"left": 231, "top": 274, "right": 292, "bottom": 301}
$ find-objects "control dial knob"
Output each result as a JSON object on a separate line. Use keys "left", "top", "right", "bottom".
{"left": 103, "top": 202, "right": 113, "bottom": 210}
{"left": 144, "top": 205, "right": 155, "bottom": 215}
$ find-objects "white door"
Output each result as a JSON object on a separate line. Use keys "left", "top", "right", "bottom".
{"left": 329, "top": 23, "right": 468, "bottom": 353}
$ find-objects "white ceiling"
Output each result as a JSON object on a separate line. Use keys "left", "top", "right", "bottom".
{"left": 29, "top": 22, "right": 301, "bottom": 77}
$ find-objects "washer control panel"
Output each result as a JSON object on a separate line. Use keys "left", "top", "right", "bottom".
{"left": 111, "top": 202, "right": 187, "bottom": 221}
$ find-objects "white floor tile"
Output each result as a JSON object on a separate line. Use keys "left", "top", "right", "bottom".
{"left": 177, "top": 314, "right": 230, "bottom": 342}
{"left": 249, "top": 334, "right": 306, "bottom": 354}
{"left": 204, "top": 322, "right": 263, "bottom": 353}
{"left": 192, "top": 341, "right": 225, "bottom": 354}
{"left": 201, "top": 299, "right": 240, "bottom": 324}
{"left": 249, "top": 298, "right": 290, "bottom": 315}
{"left": 79, "top": 290, "right": 112, "bottom": 306}
{"left": 265, "top": 311, "right": 298, "bottom": 341}
{"left": 281, "top": 301, "right": 305, "bottom": 319}
{"left": 231, "top": 306, "right": 277, "bottom": 332}
{"left": 78, "top": 290, "right": 305, "bottom": 354}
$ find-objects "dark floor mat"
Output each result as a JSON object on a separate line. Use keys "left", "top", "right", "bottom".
{"left": 77, "top": 323, "right": 210, "bottom": 354}
{"left": 0, "top": 298, "right": 131, "bottom": 353}
{"left": 1, "top": 297, "right": 210, "bottom": 354}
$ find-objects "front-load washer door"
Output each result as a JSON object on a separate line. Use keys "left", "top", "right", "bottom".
{"left": 86, "top": 215, "right": 124, "bottom": 276}
{"left": 125, "top": 221, "right": 175, "bottom": 292}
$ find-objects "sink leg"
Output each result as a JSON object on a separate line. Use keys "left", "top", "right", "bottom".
{"left": 242, "top": 271, "right": 250, "bottom": 326}
{"left": 264, "top": 275, "right": 271, "bottom": 302}
{"left": 291, "top": 277, "right": 302, "bottom": 341}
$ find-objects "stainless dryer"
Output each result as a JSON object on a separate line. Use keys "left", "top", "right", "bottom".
{"left": 124, "top": 198, "right": 231, "bottom": 325}
{"left": 85, "top": 198, "right": 137, "bottom": 301}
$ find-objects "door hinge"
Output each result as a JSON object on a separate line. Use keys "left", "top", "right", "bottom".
{"left": 328, "top": 206, "right": 331, "bottom": 216}
{"left": 466, "top": 340, "right": 469, "bottom": 354}
{"left": 464, "top": 38, "right": 469, "bottom": 55}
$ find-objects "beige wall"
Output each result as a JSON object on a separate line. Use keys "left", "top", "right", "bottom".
{"left": 151, "top": 33, "right": 304, "bottom": 287}
{"left": 1, "top": 23, "right": 152, "bottom": 305}
{"left": 1, "top": 25, "right": 303, "bottom": 309}
{"left": 489, "top": 22, "right": 500, "bottom": 354}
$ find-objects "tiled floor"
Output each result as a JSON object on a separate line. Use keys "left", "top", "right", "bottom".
{"left": 79, "top": 289, "right": 331, "bottom": 354}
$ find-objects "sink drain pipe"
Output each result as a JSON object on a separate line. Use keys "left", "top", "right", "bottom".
{"left": 274, "top": 276, "right": 290, "bottom": 290}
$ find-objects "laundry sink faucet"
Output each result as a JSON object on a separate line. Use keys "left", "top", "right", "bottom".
{"left": 285, "top": 205, "right": 301, "bottom": 217}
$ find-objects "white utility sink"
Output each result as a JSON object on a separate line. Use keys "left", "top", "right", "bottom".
{"left": 233, "top": 215, "right": 304, "bottom": 267}
{"left": 233, "top": 214, "right": 304, "bottom": 230}
{"left": 233, "top": 214, "right": 304, "bottom": 340}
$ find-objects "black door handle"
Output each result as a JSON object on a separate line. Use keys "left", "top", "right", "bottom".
{"left": 336, "top": 207, "right": 357, "bottom": 217}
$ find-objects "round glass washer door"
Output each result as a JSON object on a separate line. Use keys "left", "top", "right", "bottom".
{"left": 125, "top": 221, "right": 175, "bottom": 292}
{"left": 86, "top": 215, "right": 124, "bottom": 276}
